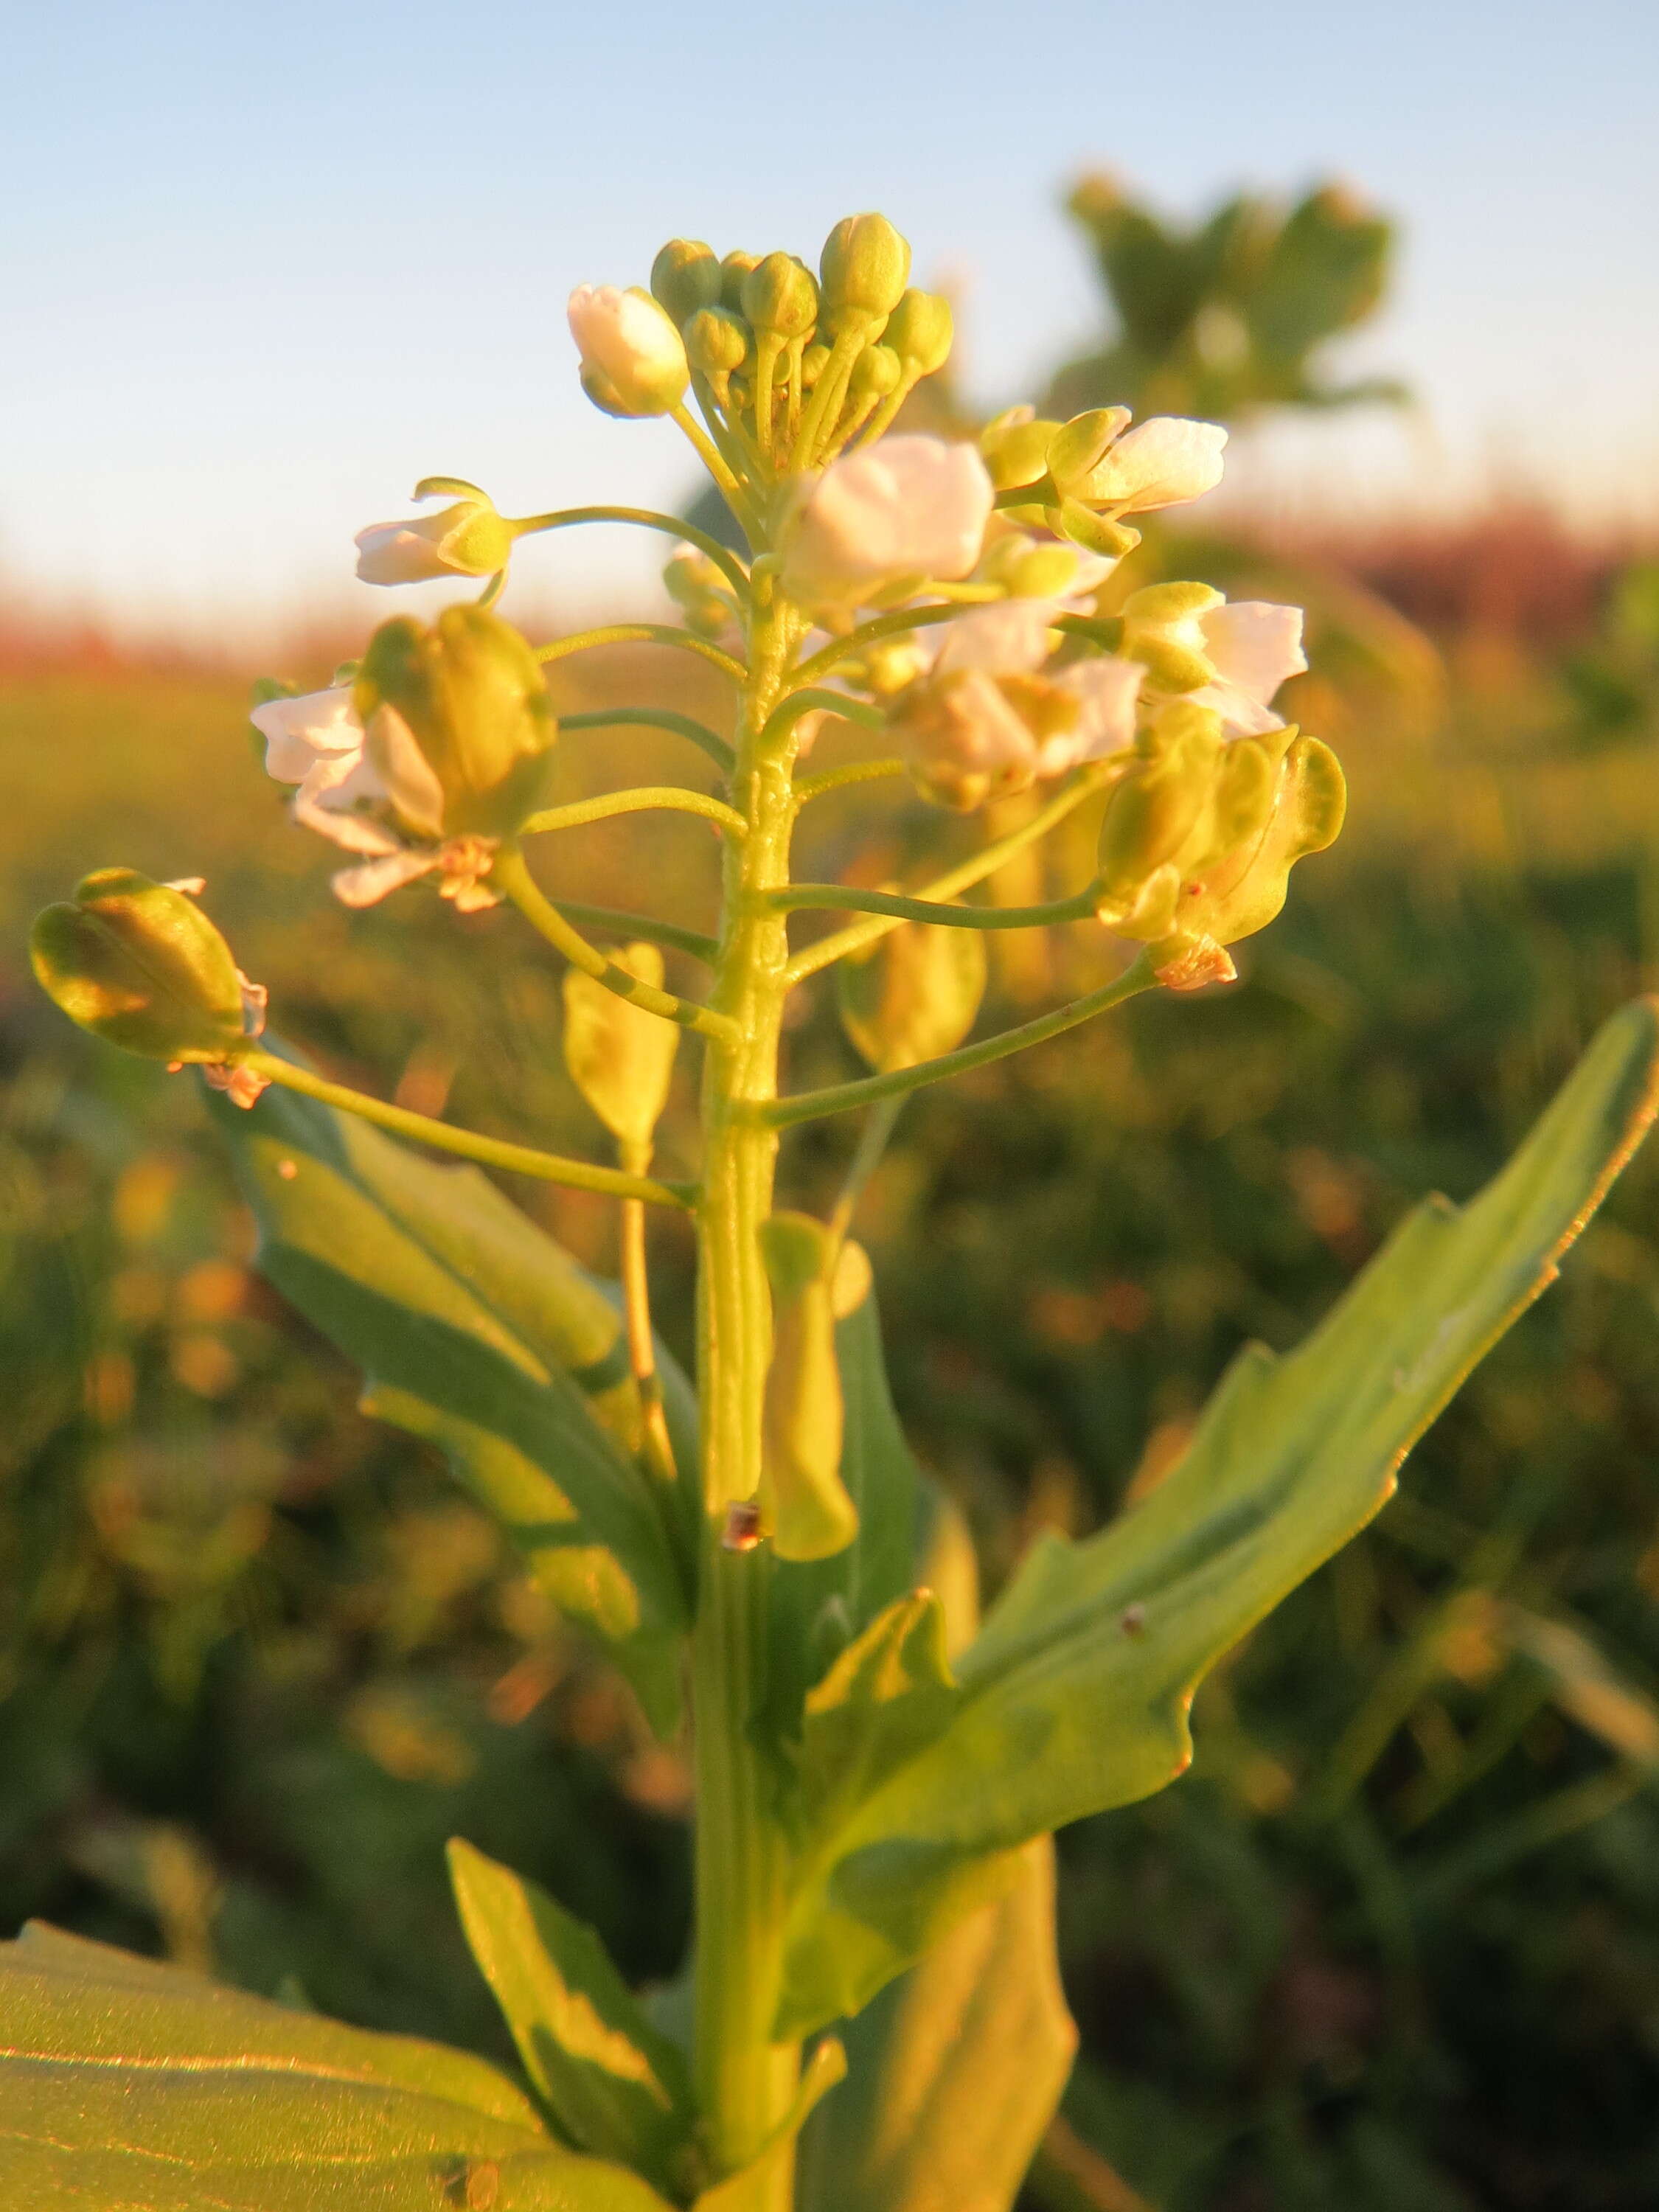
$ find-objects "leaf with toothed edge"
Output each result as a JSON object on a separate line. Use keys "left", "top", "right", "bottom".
{"left": 776, "top": 999, "right": 1659, "bottom": 2037}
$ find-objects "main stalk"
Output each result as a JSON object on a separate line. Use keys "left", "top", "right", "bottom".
{"left": 692, "top": 588, "right": 804, "bottom": 2206}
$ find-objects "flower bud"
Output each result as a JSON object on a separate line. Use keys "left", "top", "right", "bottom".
{"left": 883, "top": 288, "right": 953, "bottom": 376}
{"left": 720, "top": 251, "right": 762, "bottom": 312}
{"left": 838, "top": 920, "right": 987, "bottom": 1074}
{"left": 684, "top": 305, "right": 752, "bottom": 383}
{"left": 819, "top": 212, "right": 911, "bottom": 326}
{"left": 355, "top": 493, "right": 514, "bottom": 586}
{"left": 978, "top": 408, "right": 1062, "bottom": 493}
{"left": 846, "top": 343, "right": 902, "bottom": 404}
{"left": 562, "top": 944, "right": 681, "bottom": 1154}
{"left": 759, "top": 1211, "right": 858, "bottom": 1562}
{"left": 741, "top": 251, "right": 818, "bottom": 338}
{"left": 977, "top": 533, "right": 1091, "bottom": 600}
{"left": 650, "top": 237, "right": 722, "bottom": 324}
{"left": 799, "top": 341, "right": 832, "bottom": 389}
{"left": 1079, "top": 417, "right": 1228, "bottom": 512}
{"left": 355, "top": 606, "right": 555, "bottom": 841}
{"left": 31, "top": 870, "right": 251, "bottom": 1064}
{"left": 568, "top": 285, "right": 689, "bottom": 417}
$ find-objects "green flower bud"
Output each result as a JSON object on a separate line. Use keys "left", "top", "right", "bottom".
{"left": 650, "top": 237, "right": 722, "bottom": 324}
{"left": 883, "top": 288, "right": 954, "bottom": 376}
{"left": 741, "top": 251, "right": 818, "bottom": 338}
{"left": 846, "top": 342, "right": 902, "bottom": 404}
{"left": 355, "top": 606, "right": 555, "bottom": 841}
{"left": 759, "top": 1211, "right": 857, "bottom": 1562}
{"left": 684, "top": 305, "right": 752, "bottom": 381}
{"left": 978, "top": 532, "right": 1088, "bottom": 599}
{"left": 720, "top": 251, "right": 762, "bottom": 312}
{"left": 563, "top": 944, "right": 681, "bottom": 1154}
{"left": 31, "top": 870, "right": 250, "bottom": 1064}
{"left": 1046, "top": 408, "right": 1133, "bottom": 498}
{"left": 838, "top": 921, "right": 987, "bottom": 1073}
{"left": 799, "top": 341, "right": 832, "bottom": 389}
{"left": 819, "top": 212, "right": 911, "bottom": 326}
{"left": 978, "top": 408, "right": 1061, "bottom": 493}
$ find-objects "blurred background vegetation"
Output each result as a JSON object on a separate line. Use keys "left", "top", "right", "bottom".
{"left": 4, "top": 175, "right": 1659, "bottom": 2211}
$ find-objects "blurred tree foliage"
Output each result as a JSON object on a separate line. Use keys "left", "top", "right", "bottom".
{"left": 1046, "top": 173, "right": 1405, "bottom": 424}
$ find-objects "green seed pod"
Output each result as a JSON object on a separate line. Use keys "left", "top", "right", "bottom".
{"left": 31, "top": 870, "right": 249, "bottom": 1063}
{"left": 650, "top": 237, "right": 722, "bottom": 324}
{"left": 1095, "top": 702, "right": 1225, "bottom": 905}
{"left": 742, "top": 251, "right": 818, "bottom": 338}
{"left": 978, "top": 409, "right": 1062, "bottom": 493}
{"left": 1158, "top": 731, "right": 1346, "bottom": 966}
{"left": 883, "top": 288, "right": 953, "bottom": 376}
{"left": 719, "top": 250, "right": 762, "bottom": 313}
{"left": 684, "top": 305, "right": 752, "bottom": 382}
{"left": 1046, "top": 408, "right": 1133, "bottom": 498}
{"left": 562, "top": 943, "right": 681, "bottom": 1153}
{"left": 355, "top": 606, "right": 556, "bottom": 841}
{"left": 838, "top": 921, "right": 987, "bottom": 1073}
{"left": 759, "top": 1211, "right": 858, "bottom": 1562}
{"left": 819, "top": 212, "right": 911, "bottom": 324}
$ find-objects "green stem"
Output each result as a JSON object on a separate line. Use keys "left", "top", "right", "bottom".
{"left": 761, "top": 950, "right": 1158, "bottom": 1127}
{"left": 240, "top": 1050, "right": 694, "bottom": 1207}
{"left": 521, "top": 785, "right": 747, "bottom": 840}
{"left": 535, "top": 624, "right": 747, "bottom": 687}
{"left": 785, "top": 761, "right": 1119, "bottom": 984}
{"left": 510, "top": 504, "right": 751, "bottom": 600}
{"left": 495, "top": 847, "right": 740, "bottom": 1043}
{"left": 692, "top": 589, "right": 804, "bottom": 2203}
{"left": 768, "top": 884, "right": 1097, "bottom": 928}
{"left": 788, "top": 601, "right": 976, "bottom": 689}
{"left": 792, "top": 757, "right": 906, "bottom": 805}
{"left": 672, "top": 402, "right": 764, "bottom": 538}
{"left": 560, "top": 706, "right": 734, "bottom": 776}
{"left": 827, "top": 1096, "right": 904, "bottom": 1244}
{"left": 758, "top": 688, "right": 886, "bottom": 748}
{"left": 547, "top": 901, "right": 718, "bottom": 965}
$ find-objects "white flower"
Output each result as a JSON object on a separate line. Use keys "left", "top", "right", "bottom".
{"left": 250, "top": 689, "right": 498, "bottom": 911}
{"left": 931, "top": 597, "right": 1070, "bottom": 677}
{"left": 780, "top": 436, "right": 995, "bottom": 617}
{"left": 897, "top": 668, "right": 1038, "bottom": 811}
{"left": 1188, "top": 602, "right": 1308, "bottom": 736}
{"left": 568, "top": 285, "right": 689, "bottom": 416}
{"left": 1081, "top": 417, "right": 1228, "bottom": 512}
{"left": 1038, "top": 658, "right": 1146, "bottom": 776}
{"left": 354, "top": 498, "right": 512, "bottom": 585}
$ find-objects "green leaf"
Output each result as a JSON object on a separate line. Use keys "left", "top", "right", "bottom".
{"left": 448, "top": 1839, "right": 693, "bottom": 2190}
{"left": 778, "top": 998, "right": 1659, "bottom": 2034}
{"left": 207, "top": 1060, "right": 689, "bottom": 1733}
{"left": 794, "top": 1591, "right": 957, "bottom": 1839}
{"left": 766, "top": 1283, "right": 925, "bottom": 1730}
{"left": 0, "top": 1921, "right": 673, "bottom": 2211}
{"left": 797, "top": 1840, "right": 1076, "bottom": 2212}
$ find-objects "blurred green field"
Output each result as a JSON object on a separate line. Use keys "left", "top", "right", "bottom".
{"left": 4, "top": 545, "right": 1659, "bottom": 2212}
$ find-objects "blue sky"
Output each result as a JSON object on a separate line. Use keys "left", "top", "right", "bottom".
{"left": 4, "top": 0, "right": 1656, "bottom": 641}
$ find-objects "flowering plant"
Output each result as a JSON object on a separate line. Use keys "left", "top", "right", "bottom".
{"left": 18, "top": 209, "right": 1659, "bottom": 2212}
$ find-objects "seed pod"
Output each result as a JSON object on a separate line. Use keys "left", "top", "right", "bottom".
{"left": 650, "top": 237, "right": 723, "bottom": 324}
{"left": 31, "top": 870, "right": 249, "bottom": 1063}
{"left": 562, "top": 943, "right": 681, "bottom": 1152}
{"left": 838, "top": 921, "right": 987, "bottom": 1073}
{"left": 759, "top": 1211, "right": 858, "bottom": 1562}
{"left": 819, "top": 212, "right": 911, "bottom": 325}
{"left": 1157, "top": 731, "right": 1346, "bottom": 963}
{"left": 355, "top": 606, "right": 555, "bottom": 841}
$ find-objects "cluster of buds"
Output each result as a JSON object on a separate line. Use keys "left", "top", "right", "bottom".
{"left": 568, "top": 215, "right": 955, "bottom": 504}
{"left": 251, "top": 605, "right": 556, "bottom": 909}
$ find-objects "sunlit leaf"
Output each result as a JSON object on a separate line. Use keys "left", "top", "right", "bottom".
{"left": 0, "top": 1921, "right": 672, "bottom": 2210}
{"left": 778, "top": 999, "right": 1659, "bottom": 2033}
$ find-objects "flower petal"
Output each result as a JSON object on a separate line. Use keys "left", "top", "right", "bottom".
{"left": 1046, "top": 656, "right": 1146, "bottom": 771}
{"left": 364, "top": 704, "right": 447, "bottom": 839}
{"left": 251, "top": 685, "right": 364, "bottom": 782}
{"left": 354, "top": 521, "right": 455, "bottom": 585}
{"left": 1197, "top": 602, "right": 1307, "bottom": 707}
{"left": 1085, "top": 418, "right": 1227, "bottom": 512}
{"left": 932, "top": 597, "right": 1068, "bottom": 677}
{"left": 330, "top": 849, "right": 441, "bottom": 907}
{"left": 782, "top": 437, "right": 993, "bottom": 614}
